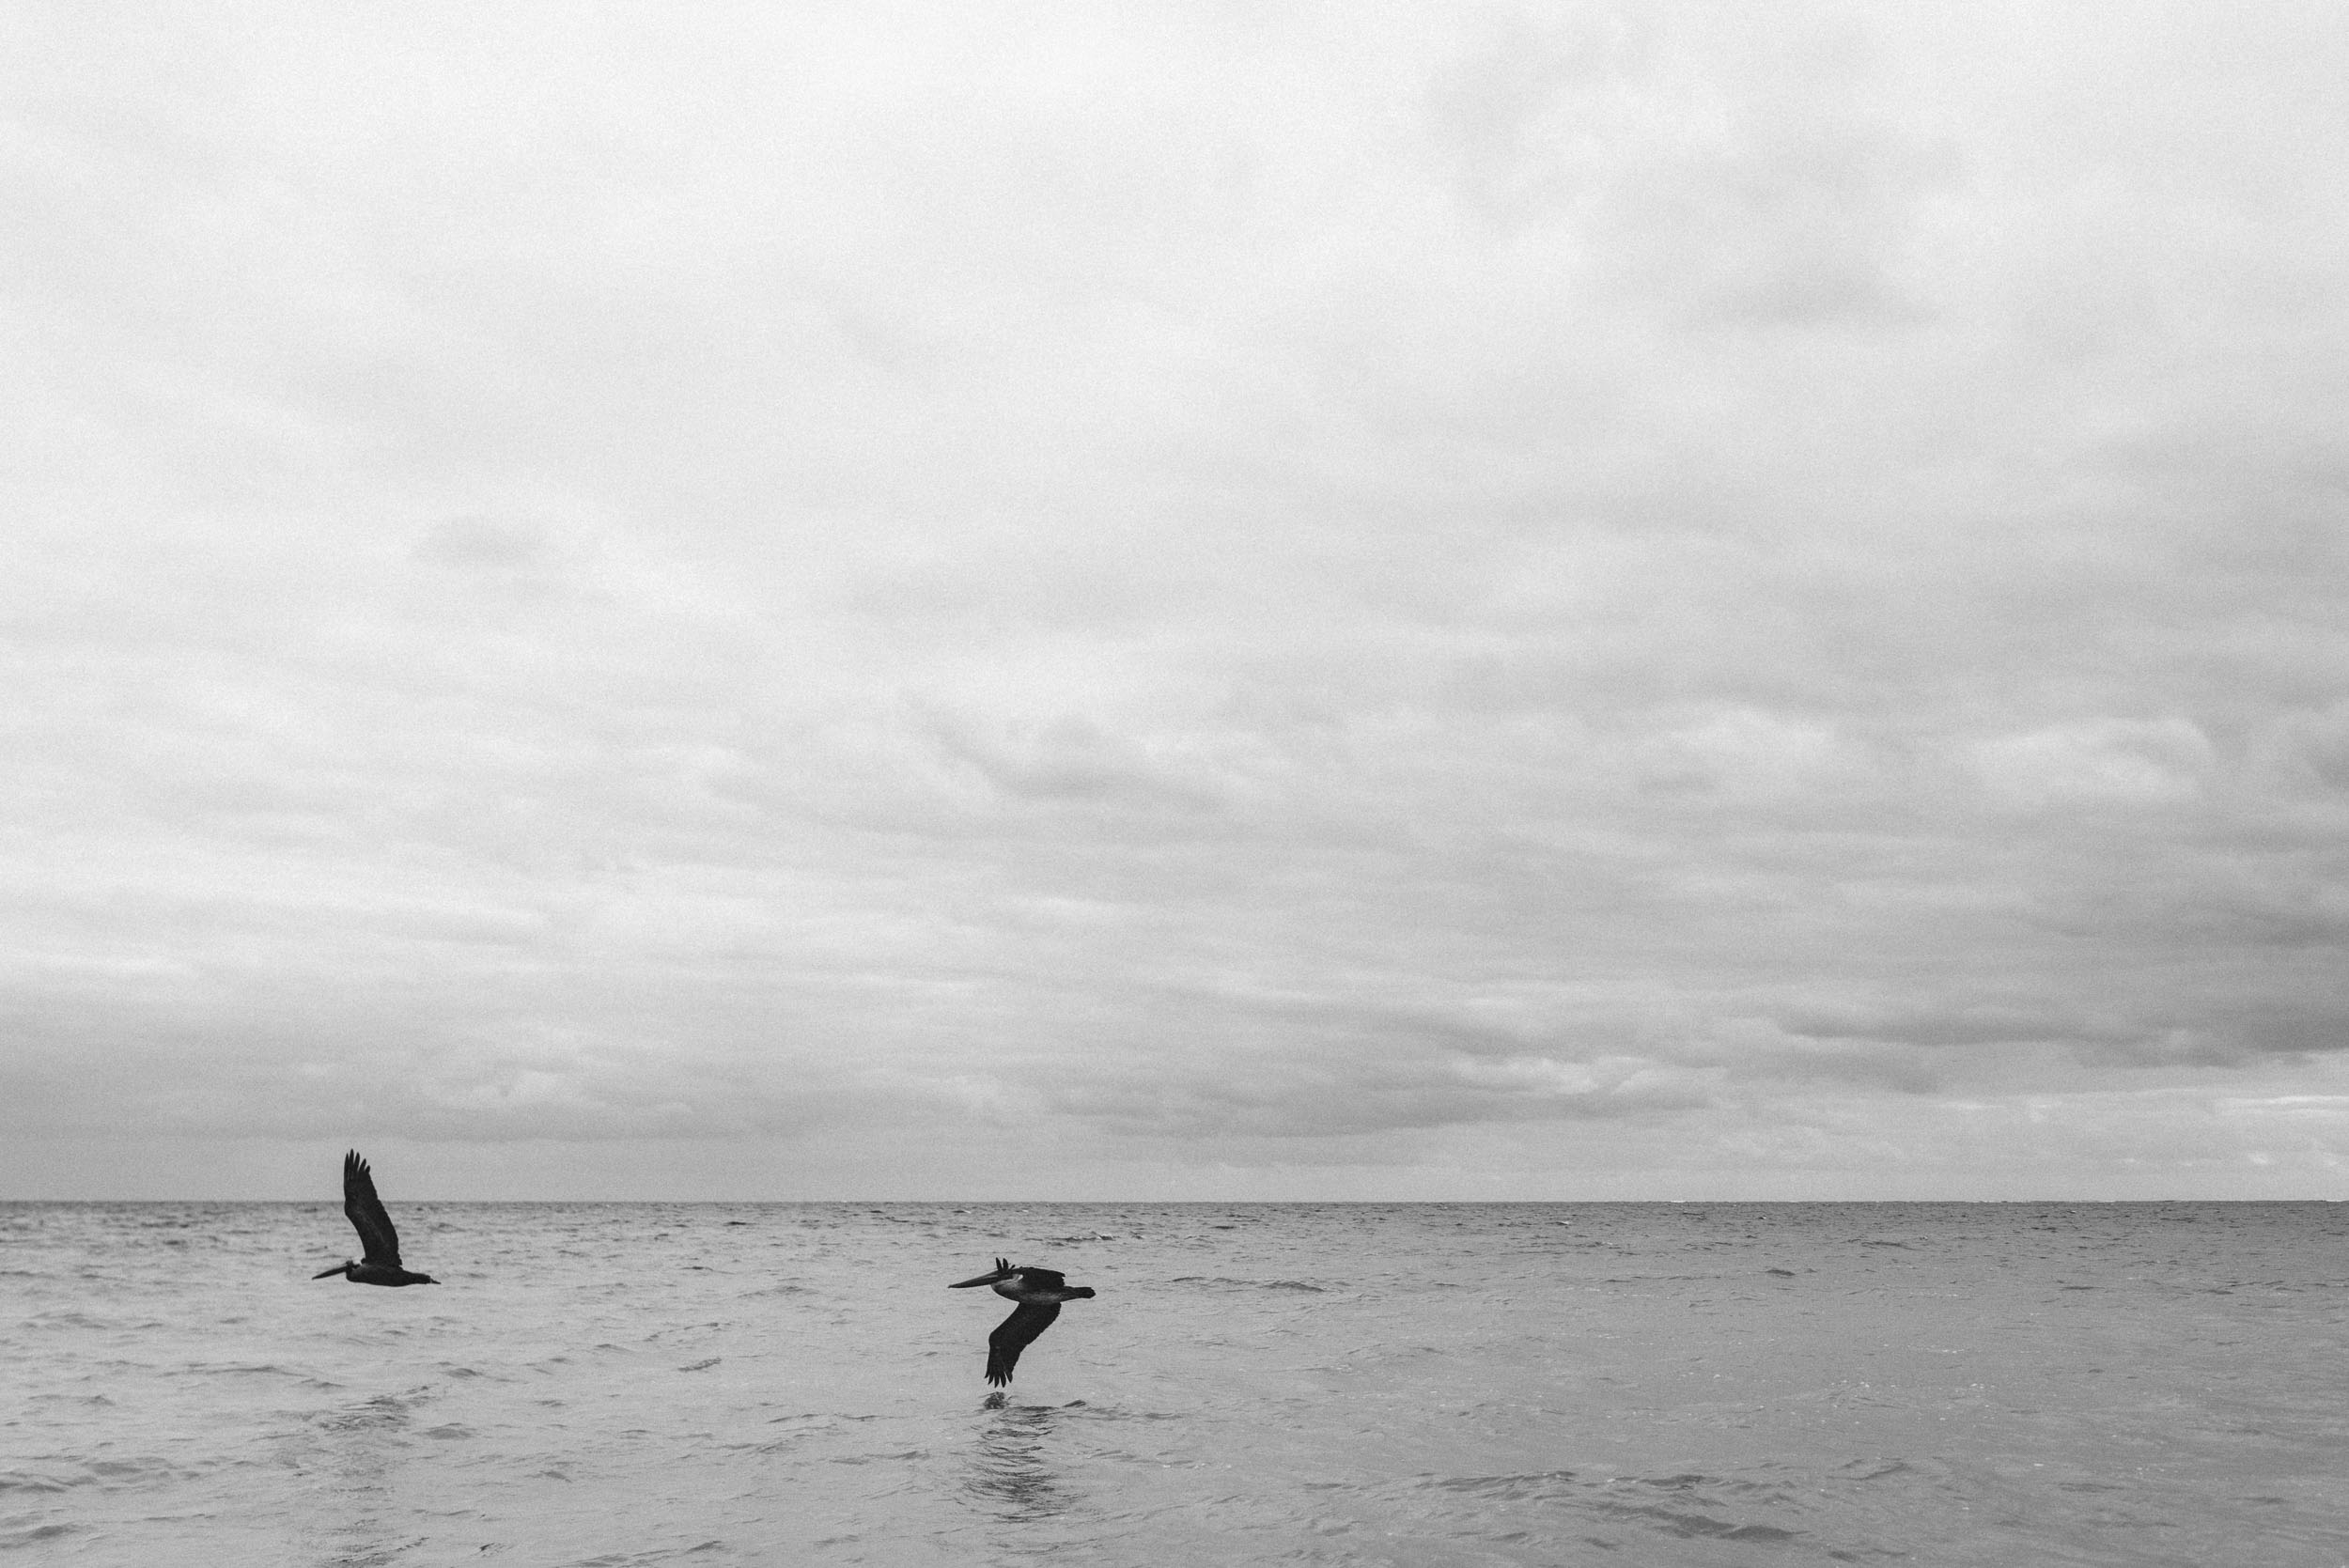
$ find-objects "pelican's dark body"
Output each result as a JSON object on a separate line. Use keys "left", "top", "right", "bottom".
{"left": 314, "top": 1150, "right": 438, "bottom": 1287}
{"left": 950, "top": 1257, "right": 1096, "bottom": 1386}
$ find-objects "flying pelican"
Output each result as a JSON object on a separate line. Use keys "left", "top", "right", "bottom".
{"left": 950, "top": 1257, "right": 1095, "bottom": 1387}
{"left": 312, "top": 1150, "right": 439, "bottom": 1287}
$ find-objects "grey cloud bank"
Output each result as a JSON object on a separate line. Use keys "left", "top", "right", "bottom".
{"left": 5, "top": 1, "right": 2346, "bottom": 1198}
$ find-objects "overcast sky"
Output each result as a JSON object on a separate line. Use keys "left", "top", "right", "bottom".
{"left": 6, "top": 1, "right": 2346, "bottom": 1200}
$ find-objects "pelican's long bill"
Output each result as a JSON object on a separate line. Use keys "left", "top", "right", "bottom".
{"left": 950, "top": 1256, "right": 1016, "bottom": 1289}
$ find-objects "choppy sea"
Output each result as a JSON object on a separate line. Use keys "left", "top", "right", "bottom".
{"left": 4, "top": 1201, "right": 2346, "bottom": 1565}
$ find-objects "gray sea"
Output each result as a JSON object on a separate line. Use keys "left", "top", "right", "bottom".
{"left": 4, "top": 1201, "right": 2345, "bottom": 1565}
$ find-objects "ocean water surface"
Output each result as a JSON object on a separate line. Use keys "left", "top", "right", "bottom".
{"left": 3, "top": 1201, "right": 2345, "bottom": 1565}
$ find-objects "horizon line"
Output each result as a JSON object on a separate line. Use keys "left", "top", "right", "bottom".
{"left": 3, "top": 1194, "right": 2339, "bottom": 1205}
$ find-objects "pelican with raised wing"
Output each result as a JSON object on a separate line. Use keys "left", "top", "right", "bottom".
{"left": 313, "top": 1150, "right": 439, "bottom": 1287}
{"left": 950, "top": 1257, "right": 1095, "bottom": 1387}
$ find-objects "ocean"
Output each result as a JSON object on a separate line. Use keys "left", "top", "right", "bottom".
{"left": 3, "top": 1201, "right": 2344, "bottom": 1565}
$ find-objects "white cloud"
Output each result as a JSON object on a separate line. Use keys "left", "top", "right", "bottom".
{"left": 3, "top": 0, "right": 2347, "bottom": 1196}
{"left": 1966, "top": 718, "right": 2213, "bottom": 808}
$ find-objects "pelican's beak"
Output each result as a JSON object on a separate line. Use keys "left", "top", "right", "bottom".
{"left": 312, "top": 1262, "right": 350, "bottom": 1280}
{"left": 950, "top": 1256, "right": 1015, "bottom": 1288}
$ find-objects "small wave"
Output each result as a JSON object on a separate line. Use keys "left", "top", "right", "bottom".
{"left": 79, "top": 1455, "right": 201, "bottom": 1490}
{"left": 0, "top": 1523, "right": 78, "bottom": 1547}
{"left": 1833, "top": 1459, "right": 1916, "bottom": 1483}
{"left": 310, "top": 1393, "right": 419, "bottom": 1433}
{"left": 1608, "top": 1502, "right": 1799, "bottom": 1544}
{"left": 169, "top": 1362, "right": 310, "bottom": 1379}
{"left": 28, "top": 1310, "right": 163, "bottom": 1332}
{"left": 1429, "top": 1469, "right": 1580, "bottom": 1499}
{"left": 1057, "top": 1403, "right": 1183, "bottom": 1423}
{"left": 1168, "top": 1275, "right": 1327, "bottom": 1293}
{"left": 677, "top": 1358, "right": 722, "bottom": 1373}
{"left": 1427, "top": 1469, "right": 1806, "bottom": 1546}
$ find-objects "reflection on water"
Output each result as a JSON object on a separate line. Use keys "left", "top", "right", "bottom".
{"left": 962, "top": 1395, "right": 1073, "bottom": 1523}
{"left": 307, "top": 1391, "right": 417, "bottom": 1568}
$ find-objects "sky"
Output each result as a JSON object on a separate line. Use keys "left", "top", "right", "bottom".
{"left": 5, "top": 1, "right": 2347, "bottom": 1200}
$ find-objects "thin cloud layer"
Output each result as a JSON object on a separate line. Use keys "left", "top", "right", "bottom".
{"left": 4, "top": 1, "right": 2347, "bottom": 1197}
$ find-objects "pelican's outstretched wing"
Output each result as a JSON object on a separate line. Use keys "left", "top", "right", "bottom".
{"left": 343, "top": 1150, "right": 403, "bottom": 1268}
{"left": 985, "top": 1301, "right": 1062, "bottom": 1387}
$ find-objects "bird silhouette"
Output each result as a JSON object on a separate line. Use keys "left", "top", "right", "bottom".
{"left": 950, "top": 1257, "right": 1095, "bottom": 1386}
{"left": 312, "top": 1150, "right": 439, "bottom": 1287}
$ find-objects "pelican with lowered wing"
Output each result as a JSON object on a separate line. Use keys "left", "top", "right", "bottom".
{"left": 950, "top": 1257, "right": 1095, "bottom": 1387}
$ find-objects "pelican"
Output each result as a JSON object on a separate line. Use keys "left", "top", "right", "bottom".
{"left": 950, "top": 1257, "right": 1095, "bottom": 1387}
{"left": 312, "top": 1150, "right": 439, "bottom": 1287}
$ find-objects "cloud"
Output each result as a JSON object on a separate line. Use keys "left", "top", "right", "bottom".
{"left": 4, "top": 1, "right": 2348, "bottom": 1196}
{"left": 1966, "top": 719, "right": 2212, "bottom": 809}
{"left": 1023, "top": 989, "right": 1719, "bottom": 1139}
{"left": 919, "top": 707, "right": 1233, "bottom": 815}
